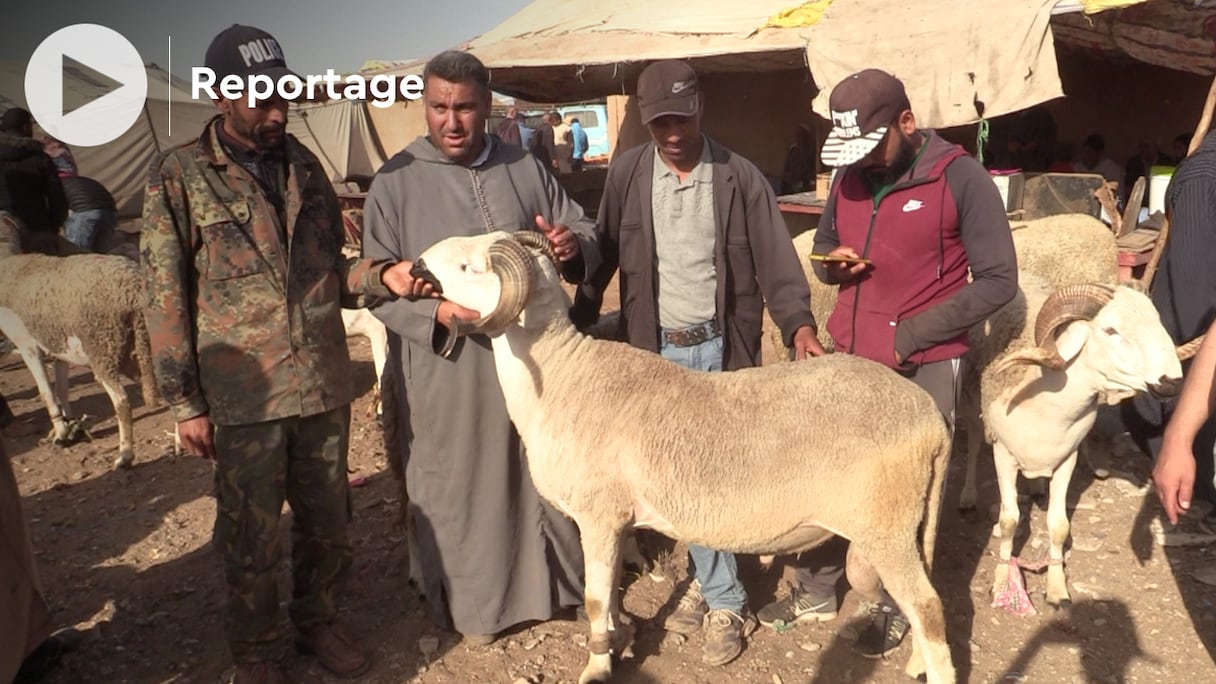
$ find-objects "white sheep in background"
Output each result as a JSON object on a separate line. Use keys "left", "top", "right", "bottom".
{"left": 959, "top": 273, "right": 1182, "bottom": 609}
{"left": 1009, "top": 213, "right": 1119, "bottom": 287}
{"left": 0, "top": 222, "right": 159, "bottom": 468}
{"left": 410, "top": 231, "right": 957, "bottom": 684}
{"left": 340, "top": 245, "right": 389, "bottom": 417}
{"left": 341, "top": 307, "right": 387, "bottom": 416}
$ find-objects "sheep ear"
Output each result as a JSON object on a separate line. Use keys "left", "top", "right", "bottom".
{"left": 1055, "top": 323, "right": 1090, "bottom": 363}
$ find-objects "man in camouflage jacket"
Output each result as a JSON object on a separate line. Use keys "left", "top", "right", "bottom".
{"left": 140, "top": 25, "right": 423, "bottom": 684}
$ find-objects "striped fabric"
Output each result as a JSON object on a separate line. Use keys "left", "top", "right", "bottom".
{"left": 1155, "top": 131, "right": 1216, "bottom": 343}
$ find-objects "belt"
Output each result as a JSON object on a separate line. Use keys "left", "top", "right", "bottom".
{"left": 663, "top": 320, "right": 722, "bottom": 347}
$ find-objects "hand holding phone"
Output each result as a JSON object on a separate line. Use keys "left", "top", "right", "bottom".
{"left": 811, "top": 246, "right": 870, "bottom": 282}
{"left": 807, "top": 253, "right": 873, "bottom": 266}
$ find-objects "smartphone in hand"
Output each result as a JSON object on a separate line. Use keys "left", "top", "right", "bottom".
{"left": 807, "top": 253, "right": 873, "bottom": 266}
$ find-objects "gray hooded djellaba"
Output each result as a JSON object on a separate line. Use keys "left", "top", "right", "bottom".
{"left": 362, "top": 133, "right": 600, "bottom": 635}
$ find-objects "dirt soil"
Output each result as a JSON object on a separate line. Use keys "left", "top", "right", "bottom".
{"left": 5, "top": 298, "right": 1216, "bottom": 684}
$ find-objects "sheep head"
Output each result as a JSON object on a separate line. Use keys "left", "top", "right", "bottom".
{"left": 412, "top": 231, "right": 560, "bottom": 356}
{"left": 995, "top": 284, "right": 1183, "bottom": 401}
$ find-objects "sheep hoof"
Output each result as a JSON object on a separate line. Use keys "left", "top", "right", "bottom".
{"left": 578, "top": 653, "right": 613, "bottom": 684}
{"left": 1048, "top": 597, "right": 1072, "bottom": 612}
{"left": 53, "top": 417, "right": 93, "bottom": 447}
{"left": 114, "top": 450, "right": 135, "bottom": 469}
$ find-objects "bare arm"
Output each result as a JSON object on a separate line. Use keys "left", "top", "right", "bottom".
{"left": 1154, "top": 317, "right": 1216, "bottom": 523}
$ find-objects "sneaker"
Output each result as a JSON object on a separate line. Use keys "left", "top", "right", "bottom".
{"left": 757, "top": 582, "right": 838, "bottom": 629}
{"left": 701, "top": 607, "right": 757, "bottom": 666}
{"left": 663, "top": 579, "right": 707, "bottom": 635}
{"left": 295, "top": 622, "right": 370, "bottom": 678}
{"left": 852, "top": 600, "right": 910, "bottom": 659}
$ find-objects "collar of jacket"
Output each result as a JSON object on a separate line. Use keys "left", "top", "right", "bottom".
{"left": 627, "top": 134, "right": 739, "bottom": 232}
{"left": 634, "top": 134, "right": 738, "bottom": 191}
{"left": 192, "top": 115, "right": 307, "bottom": 176}
{"left": 844, "top": 130, "right": 961, "bottom": 196}
{"left": 0, "top": 130, "right": 46, "bottom": 155}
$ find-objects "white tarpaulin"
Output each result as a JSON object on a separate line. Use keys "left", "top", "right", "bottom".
{"left": 445, "top": 0, "right": 814, "bottom": 101}
{"left": 0, "top": 62, "right": 214, "bottom": 217}
{"left": 449, "top": 0, "right": 1149, "bottom": 125}
{"left": 806, "top": 0, "right": 1065, "bottom": 129}
{"left": 287, "top": 99, "right": 388, "bottom": 184}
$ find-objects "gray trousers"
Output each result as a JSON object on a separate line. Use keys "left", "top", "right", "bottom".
{"left": 794, "top": 357, "right": 961, "bottom": 598}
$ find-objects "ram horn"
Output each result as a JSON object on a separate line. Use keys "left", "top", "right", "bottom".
{"left": 1177, "top": 334, "right": 1206, "bottom": 362}
{"left": 998, "top": 284, "right": 1115, "bottom": 372}
{"left": 469, "top": 237, "right": 535, "bottom": 335}
{"left": 512, "top": 229, "right": 561, "bottom": 270}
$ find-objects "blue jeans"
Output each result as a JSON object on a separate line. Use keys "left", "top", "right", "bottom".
{"left": 660, "top": 329, "right": 748, "bottom": 613}
{"left": 64, "top": 208, "right": 117, "bottom": 252}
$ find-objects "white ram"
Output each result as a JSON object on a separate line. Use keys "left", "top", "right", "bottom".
{"left": 959, "top": 273, "right": 1182, "bottom": 609}
{"left": 409, "top": 231, "right": 957, "bottom": 684}
{"left": 960, "top": 213, "right": 1122, "bottom": 503}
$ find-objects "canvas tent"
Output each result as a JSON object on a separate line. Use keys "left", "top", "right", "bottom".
{"left": 802, "top": 0, "right": 1064, "bottom": 129}
{"left": 1052, "top": 0, "right": 1216, "bottom": 75}
{"left": 0, "top": 62, "right": 214, "bottom": 217}
{"left": 441, "top": 0, "right": 1197, "bottom": 130}
{"left": 287, "top": 98, "right": 389, "bottom": 185}
{"left": 447, "top": 0, "right": 1118, "bottom": 129}
{"left": 448, "top": 0, "right": 813, "bottom": 103}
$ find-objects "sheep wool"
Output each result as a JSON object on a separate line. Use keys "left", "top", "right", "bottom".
{"left": 1010, "top": 213, "right": 1119, "bottom": 288}
{"left": 0, "top": 247, "right": 158, "bottom": 468}
{"left": 413, "top": 232, "right": 959, "bottom": 684}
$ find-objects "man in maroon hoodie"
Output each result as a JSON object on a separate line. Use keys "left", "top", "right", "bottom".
{"left": 756, "top": 69, "right": 1017, "bottom": 658}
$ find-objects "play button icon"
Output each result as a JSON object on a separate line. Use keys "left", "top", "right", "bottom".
{"left": 24, "top": 24, "right": 147, "bottom": 147}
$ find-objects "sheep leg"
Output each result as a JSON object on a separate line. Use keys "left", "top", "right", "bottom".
{"left": 958, "top": 412, "right": 984, "bottom": 511}
{"left": 370, "top": 324, "right": 388, "bottom": 417}
{"left": 53, "top": 360, "right": 74, "bottom": 420}
{"left": 578, "top": 524, "right": 625, "bottom": 684}
{"left": 17, "top": 350, "right": 70, "bottom": 443}
{"left": 843, "top": 543, "right": 883, "bottom": 604}
{"left": 991, "top": 443, "right": 1021, "bottom": 597}
{"left": 854, "top": 543, "right": 954, "bottom": 684}
{"left": 97, "top": 376, "right": 134, "bottom": 469}
{"left": 1045, "top": 451, "right": 1078, "bottom": 609}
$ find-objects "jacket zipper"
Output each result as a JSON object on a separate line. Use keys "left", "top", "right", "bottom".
{"left": 848, "top": 204, "right": 880, "bottom": 355}
{"left": 468, "top": 168, "right": 496, "bottom": 232}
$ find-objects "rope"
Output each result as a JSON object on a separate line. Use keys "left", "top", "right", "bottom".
{"left": 1011, "top": 555, "right": 1064, "bottom": 573}
{"left": 975, "top": 119, "right": 990, "bottom": 165}
{"left": 1178, "top": 335, "right": 1206, "bottom": 361}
